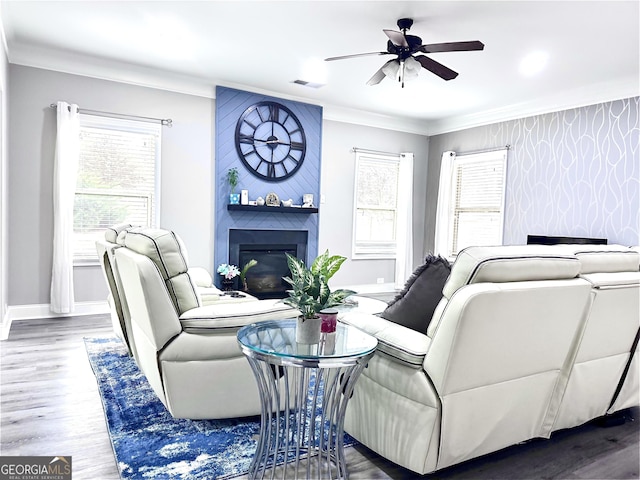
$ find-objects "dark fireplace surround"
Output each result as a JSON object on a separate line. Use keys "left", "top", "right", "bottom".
{"left": 228, "top": 229, "right": 308, "bottom": 299}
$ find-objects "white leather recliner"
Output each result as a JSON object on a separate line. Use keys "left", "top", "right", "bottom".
{"left": 111, "top": 227, "right": 299, "bottom": 419}
{"left": 340, "top": 244, "right": 640, "bottom": 475}
{"left": 551, "top": 244, "right": 640, "bottom": 429}
{"left": 96, "top": 224, "right": 256, "bottom": 359}
{"left": 610, "top": 245, "right": 640, "bottom": 415}
{"left": 96, "top": 224, "right": 136, "bottom": 357}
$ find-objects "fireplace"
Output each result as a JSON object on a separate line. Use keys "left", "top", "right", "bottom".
{"left": 229, "top": 229, "right": 308, "bottom": 299}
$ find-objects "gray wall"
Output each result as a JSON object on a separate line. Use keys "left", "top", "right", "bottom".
{"left": 426, "top": 98, "right": 640, "bottom": 251}
{"left": 320, "top": 120, "right": 429, "bottom": 287}
{"left": 0, "top": 27, "right": 8, "bottom": 326}
{"left": 7, "top": 65, "right": 429, "bottom": 308}
{"left": 8, "top": 65, "right": 214, "bottom": 306}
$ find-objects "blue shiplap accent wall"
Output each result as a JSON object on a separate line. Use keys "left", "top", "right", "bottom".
{"left": 214, "top": 87, "right": 322, "bottom": 277}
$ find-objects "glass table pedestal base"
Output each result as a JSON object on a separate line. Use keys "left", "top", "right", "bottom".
{"left": 245, "top": 359, "right": 366, "bottom": 480}
{"left": 238, "top": 320, "right": 378, "bottom": 480}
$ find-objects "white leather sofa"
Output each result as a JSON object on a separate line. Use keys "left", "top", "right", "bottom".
{"left": 340, "top": 244, "right": 639, "bottom": 475}
{"left": 108, "top": 227, "right": 299, "bottom": 419}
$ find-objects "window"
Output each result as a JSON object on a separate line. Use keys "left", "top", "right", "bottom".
{"left": 74, "top": 115, "right": 161, "bottom": 261}
{"left": 435, "top": 149, "right": 507, "bottom": 259}
{"left": 352, "top": 151, "right": 401, "bottom": 259}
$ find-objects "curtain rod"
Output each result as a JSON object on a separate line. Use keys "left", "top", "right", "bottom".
{"left": 49, "top": 103, "right": 172, "bottom": 127}
{"left": 351, "top": 147, "right": 401, "bottom": 157}
{"left": 455, "top": 145, "right": 510, "bottom": 156}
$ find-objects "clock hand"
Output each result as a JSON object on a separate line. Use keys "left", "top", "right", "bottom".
{"left": 253, "top": 139, "right": 291, "bottom": 146}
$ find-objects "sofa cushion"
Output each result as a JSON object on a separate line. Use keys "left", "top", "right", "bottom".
{"left": 581, "top": 271, "right": 640, "bottom": 289}
{"left": 443, "top": 245, "right": 581, "bottom": 299}
{"left": 179, "top": 299, "right": 299, "bottom": 331}
{"left": 556, "top": 244, "right": 640, "bottom": 274}
{"left": 123, "top": 228, "right": 201, "bottom": 315}
{"left": 188, "top": 266, "right": 213, "bottom": 288}
{"left": 380, "top": 255, "right": 451, "bottom": 334}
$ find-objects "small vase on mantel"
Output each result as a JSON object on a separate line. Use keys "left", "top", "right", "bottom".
{"left": 296, "top": 316, "right": 321, "bottom": 344}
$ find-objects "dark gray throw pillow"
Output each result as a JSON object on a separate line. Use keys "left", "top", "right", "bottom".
{"left": 380, "top": 254, "right": 451, "bottom": 334}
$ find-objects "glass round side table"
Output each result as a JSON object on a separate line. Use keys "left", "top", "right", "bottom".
{"left": 237, "top": 319, "right": 377, "bottom": 480}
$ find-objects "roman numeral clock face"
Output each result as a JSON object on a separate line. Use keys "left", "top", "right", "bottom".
{"left": 234, "top": 101, "right": 306, "bottom": 182}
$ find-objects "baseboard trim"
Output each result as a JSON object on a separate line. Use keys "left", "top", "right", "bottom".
{"left": 1, "top": 308, "right": 11, "bottom": 340}
{"left": 6, "top": 301, "right": 110, "bottom": 323}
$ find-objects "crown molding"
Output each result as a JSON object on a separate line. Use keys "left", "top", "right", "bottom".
{"left": 211, "top": 81, "right": 430, "bottom": 135}
{"left": 321, "top": 105, "right": 429, "bottom": 136}
{"left": 8, "top": 42, "right": 217, "bottom": 98}
{"left": 424, "top": 77, "right": 640, "bottom": 135}
{"left": 8, "top": 43, "right": 431, "bottom": 135}
{"left": 7, "top": 42, "right": 638, "bottom": 138}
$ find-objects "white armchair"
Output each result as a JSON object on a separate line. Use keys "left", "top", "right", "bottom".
{"left": 110, "top": 227, "right": 298, "bottom": 419}
{"left": 96, "top": 224, "right": 257, "bottom": 358}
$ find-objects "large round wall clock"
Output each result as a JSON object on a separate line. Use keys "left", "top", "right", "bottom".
{"left": 234, "top": 101, "right": 307, "bottom": 182}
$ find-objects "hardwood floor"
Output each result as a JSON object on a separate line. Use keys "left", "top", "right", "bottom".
{"left": 1, "top": 315, "right": 638, "bottom": 480}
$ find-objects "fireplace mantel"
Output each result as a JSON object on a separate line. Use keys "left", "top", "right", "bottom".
{"left": 227, "top": 205, "right": 318, "bottom": 214}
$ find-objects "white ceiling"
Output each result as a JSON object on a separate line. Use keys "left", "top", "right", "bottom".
{"left": 2, "top": 1, "right": 639, "bottom": 134}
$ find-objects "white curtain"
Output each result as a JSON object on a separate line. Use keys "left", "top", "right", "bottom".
{"left": 394, "top": 152, "right": 414, "bottom": 289}
{"left": 50, "top": 101, "right": 80, "bottom": 314}
{"left": 434, "top": 151, "right": 456, "bottom": 257}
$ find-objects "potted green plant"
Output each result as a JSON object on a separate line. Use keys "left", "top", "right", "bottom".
{"left": 226, "top": 167, "right": 240, "bottom": 205}
{"left": 239, "top": 259, "right": 257, "bottom": 291}
{"left": 282, "top": 250, "right": 356, "bottom": 343}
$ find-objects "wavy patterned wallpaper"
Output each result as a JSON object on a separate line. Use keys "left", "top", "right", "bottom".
{"left": 428, "top": 97, "right": 639, "bottom": 246}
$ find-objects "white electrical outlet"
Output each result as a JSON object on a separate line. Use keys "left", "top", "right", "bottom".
{"left": 376, "top": 277, "right": 384, "bottom": 284}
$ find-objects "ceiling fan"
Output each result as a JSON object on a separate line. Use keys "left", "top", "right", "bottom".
{"left": 325, "top": 18, "right": 484, "bottom": 87}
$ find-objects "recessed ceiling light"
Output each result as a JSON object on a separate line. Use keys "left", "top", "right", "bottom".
{"left": 297, "top": 58, "right": 327, "bottom": 86}
{"left": 519, "top": 51, "right": 549, "bottom": 76}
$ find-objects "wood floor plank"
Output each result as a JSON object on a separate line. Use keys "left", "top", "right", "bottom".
{"left": 1, "top": 315, "right": 638, "bottom": 480}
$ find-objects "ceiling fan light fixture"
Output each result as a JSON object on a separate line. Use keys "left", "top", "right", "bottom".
{"left": 404, "top": 56, "right": 421, "bottom": 78}
{"left": 325, "top": 18, "right": 484, "bottom": 86}
{"left": 381, "top": 59, "right": 400, "bottom": 78}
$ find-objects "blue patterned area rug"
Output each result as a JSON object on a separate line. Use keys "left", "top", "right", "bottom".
{"left": 84, "top": 336, "right": 356, "bottom": 479}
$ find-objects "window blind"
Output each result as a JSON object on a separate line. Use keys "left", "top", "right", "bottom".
{"left": 74, "top": 115, "right": 160, "bottom": 260}
{"left": 451, "top": 157, "right": 505, "bottom": 253}
{"left": 435, "top": 148, "right": 507, "bottom": 258}
{"left": 353, "top": 154, "right": 400, "bottom": 257}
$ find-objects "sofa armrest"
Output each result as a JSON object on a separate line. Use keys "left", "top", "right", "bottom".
{"left": 188, "top": 266, "right": 214, "bottom": 288}
{"left": 179, "top": 299, "right": 299, "bottom": 331}
{"left": 197, "top": 287, "right": 259, "bottom": 306}
{"left": 340, "top": 312, "right": 431, "bottom": 368}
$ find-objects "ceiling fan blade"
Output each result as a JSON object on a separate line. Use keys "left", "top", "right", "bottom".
{"left": 415, "top": 55, "right": 459, "bottom": 80}
{"left": 325, "top": 51, "right": 391, "bottom": 61}
{"left": 418, "top": 41, "right": 485, "bottom": 53}
{"left": 383, "top": 29, "right": 409, "bottom": 48}
{"left": 366, "top": 59, "right": 397, "bottom": 86}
